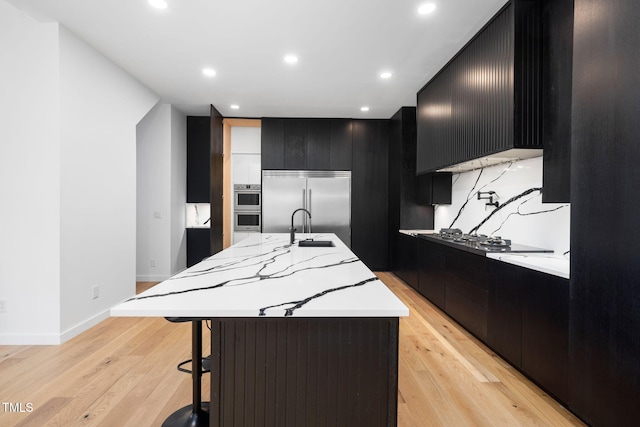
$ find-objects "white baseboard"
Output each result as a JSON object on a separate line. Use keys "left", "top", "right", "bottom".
{"left": 0, "top": 333, "right": 62, "bottom": 345}
{"left": 60, "top": 309, "right": 111, "bottom": 344}
{"left": 0, "top": 309, "right": 111, "bottom": 345}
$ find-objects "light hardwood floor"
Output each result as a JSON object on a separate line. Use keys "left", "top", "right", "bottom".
{"left": 0, "top": 275, "right": 584, "bottom": 426}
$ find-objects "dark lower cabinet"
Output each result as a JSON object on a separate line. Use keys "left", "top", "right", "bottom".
{"left": 417, "top": 239, "right": 447, "bottom": 310}
{"left": 487, "top": 259, "right": 569, "bottom": 405}
{"left": 487, "top": 259, "right": 523, "bottom": 368}
{"left": 186, "top": 228, "right": 210, "bottom": 268}
{"left": 444, "top": 247, "right": 489, "bottom": 342}
{"left": 414, "top": 239, "right": 569, "bottom": 407}
{"left": 393, "top": 233, "right": 419, "bottom": 290}
{"left": 521, "top": 268, "right": 569, "bottom": 405}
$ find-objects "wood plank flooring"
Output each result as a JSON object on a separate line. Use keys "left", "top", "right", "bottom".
{"left": 0, "top": 275, "right": 584, "bottom": 426}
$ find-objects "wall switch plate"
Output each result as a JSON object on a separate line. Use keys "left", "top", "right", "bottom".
{"left": 0, "top": 299, "right": 7, "bottom": 313}
{"left": 92, "top": 286, "right": 99, "bottom": 300}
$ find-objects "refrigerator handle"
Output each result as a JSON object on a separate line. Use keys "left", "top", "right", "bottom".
{"left": 302, "top": 188, "right": 307, "bottom": 232}
{"left": 308, "top": 189, "right": 312, "bottom": 232}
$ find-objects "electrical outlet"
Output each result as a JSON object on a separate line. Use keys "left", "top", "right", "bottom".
{"left": 150, "top": 259, "right": 156, "bottom": 268}
{"left": 92, "top": 286, "right": 99, "bottom": 300}
{"left": 0, "top": 299, "right": 7, "bottom": 313}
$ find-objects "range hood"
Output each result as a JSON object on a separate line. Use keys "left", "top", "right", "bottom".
{"left": 436, "top": 149, "right": 543, "bottom": 173}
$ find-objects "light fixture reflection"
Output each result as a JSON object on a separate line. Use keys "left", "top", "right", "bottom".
{"left": 149, "top": 0, "right": 168, "bottom": 9}
{"left": 418, "top": 3, "right": 437, "bottom": 15}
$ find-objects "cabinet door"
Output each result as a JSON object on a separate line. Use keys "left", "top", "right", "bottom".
{"left": 261, "top": 118, "right": 285, "bottom": 170}
{"left": 187, "top": 228, "right": 211, "bottom": 267}
{"left": 522, "top": 269, "right": 569, "bottom": 405}
{"left": 445, "top": 248, "right": 489, "bottom": 341}
{"left": 187, "top": 116, "right": 211, "bottom": 202}
{"left": 329, "top": 119, "right": 353, "bottom": 170}
{"left": 351, "top": 119, "right": 389, "bottom": 270}
{"left": 487, "top": 259, "right": 523, "bottom": 368}
{"left": 417, "top": 239, "right": 446, "bottom": 309}
{"left": 394, "top": 234, "right": 419, "bottom": 290}
{"left": 306, "top": 119, "right": 331, "bottom": 170}
{"left": 284, "top": 119, "right": 307, "bottom": 169}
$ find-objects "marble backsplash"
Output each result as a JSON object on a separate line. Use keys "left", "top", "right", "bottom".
{"left": 433, "top": 157, "right": 570, "bottom": 256}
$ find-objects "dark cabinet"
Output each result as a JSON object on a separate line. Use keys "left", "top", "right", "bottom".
{"left": 417, "top": 238, "right": 446, "bottom": 310}
{"left": 261, "top": 118, "right": 352, "bottom": 171}
{"left": 186, "top": 228, "right": 211, "bottom": 267}
{"left": 393, "top": 233, "right": 419, "bottom": 290}
{"left": 417, "top": 172, "right": 452, "bottom": 205}
{"left": 351, "top": 119, "right": 389, "bottom": 270}
{"left": 416, "top": 1, "right": 543, "bottom": 173}
{"left": 541, "top": 0, "right": 573, "bottom": 203}
{"left": 187, "top": 116, "right": 211, "bottom": 203}
{"left": 487, "top": 259, "right": 569, "bottom": 405}
{"left": 521, "top": 268, "right": 569, "bottom": 405}
{"left": 487, "top": 259, "right": 523, "bottom": 368}
{"left": 444, "top": 247, "right": 489, "bottom": 341}
{"left": 388, "top": 107, "right": 435, "bottom": 272}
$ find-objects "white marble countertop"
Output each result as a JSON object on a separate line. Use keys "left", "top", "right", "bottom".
{"left": 486, "top": 253, "right": 570, "bottom": 279}
{"left": 399, "top": 229, "right": 436, "bottom": 236}
{"left": 111, "top": 233, "right": 409, "bottom": 318}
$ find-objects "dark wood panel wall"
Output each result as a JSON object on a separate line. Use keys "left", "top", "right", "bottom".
{"left": 210, "top": 317, "right": 399, "bottom": 427}
{"left": 570, "top": 0, "right": 640, "bottom": 425}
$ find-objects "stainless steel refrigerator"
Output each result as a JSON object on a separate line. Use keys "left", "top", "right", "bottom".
{"left": 262, "top": 170, "right": 351, "bottom": 247}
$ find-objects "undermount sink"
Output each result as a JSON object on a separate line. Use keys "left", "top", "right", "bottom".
{"left": 298, "top": 239, "right": 334, "bottom": 247}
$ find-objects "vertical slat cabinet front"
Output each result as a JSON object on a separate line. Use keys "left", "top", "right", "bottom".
{"left": 210, "top": 318, "right": 399, "bottom": 427}
{"left": 416, "top": 3, "right": 521, "bottom": 173}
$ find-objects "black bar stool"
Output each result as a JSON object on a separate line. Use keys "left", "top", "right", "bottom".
{"left": 162, "top": 318, "right": 210, "bottom": 427}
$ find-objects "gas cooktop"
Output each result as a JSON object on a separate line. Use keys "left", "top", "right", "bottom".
{"left": 420, "top": 228, "right": 553, "bottom": 254}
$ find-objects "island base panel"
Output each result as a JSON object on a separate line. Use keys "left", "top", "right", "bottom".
{"left": 210, "top": 317, "right": 399, "bottom": 427}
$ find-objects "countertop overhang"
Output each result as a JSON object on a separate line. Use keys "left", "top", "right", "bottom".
{"left": 111, "top": 233, "right": 409, "bottom": 318}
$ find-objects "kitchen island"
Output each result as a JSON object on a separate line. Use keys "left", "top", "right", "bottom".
{"left": 111, "top": 233, "right": 408, "bottom": 427}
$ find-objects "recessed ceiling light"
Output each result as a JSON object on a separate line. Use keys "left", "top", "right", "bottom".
{"left": 418, "top": 2, "right": 437, "bottom": 15}
{"left": 202, "top": 68, "right": 216, "bottom": 77}
{"left": 284, "top": 54, "right": 299, "bottom": 64}
{"left": 361, "top": 106, "right": 370, "bottom": 112}
{"left": 380, "top": 71, "right": 393, "bottom": 79}
{"left": 148, "top": 0, "right": 168, "bottom": 9}
{"left": 230, "top": 104, "right": 240, "bottom": 110}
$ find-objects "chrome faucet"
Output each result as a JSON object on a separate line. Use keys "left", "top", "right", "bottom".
{"left": 290, "top": 208, "right": 312, "bottom": 244}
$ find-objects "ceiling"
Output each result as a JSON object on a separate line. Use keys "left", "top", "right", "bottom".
{"left": 7, "top": 0, "right": 509, "bottom": 118}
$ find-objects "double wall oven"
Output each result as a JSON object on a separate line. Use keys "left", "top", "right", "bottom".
{"left": 233, "top": 184, "right": 261, "bottom": 231}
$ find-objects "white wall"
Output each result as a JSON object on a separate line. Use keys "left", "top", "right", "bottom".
{"left": 136, "top": 104, "right": 186, "bottom": 281}
{"left": 0, "top": 2, "right": 61, "bottom": 344}
{"left": 58, "top": 27, "right": 158, "bottom": 338}
{"left": 434, "top": 157, "right": 571, "bottom": 255}
{"left": 0, "top": 0, "right": 160, "bottom": 343}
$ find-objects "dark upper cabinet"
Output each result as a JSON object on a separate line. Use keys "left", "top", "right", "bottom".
{"left": 261, "top": 118, "right": 285, "bottom": 170}
{"left": 541, "top": 0, "right": 573, "bottom": 203}
{"left": 283, "top": 119, "right": 308, "bottom": 169}
{"left": 187, "top": 116, "right": 211, "bottom": 203}
{"left": 416, "top": 1, "right": 543, "bottom": 173}
{"left": 261, "top": 118, "right": 352, "bottom": 171}
{"left": 351, "top": 119, "right": 389, "bottom": 270}
{"left": 417, "top": 172, "right": 452, "bottom": 205}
